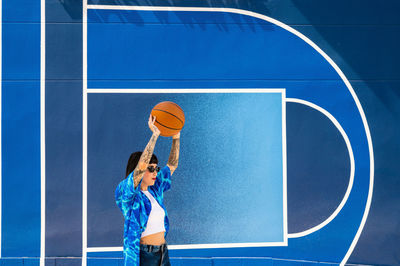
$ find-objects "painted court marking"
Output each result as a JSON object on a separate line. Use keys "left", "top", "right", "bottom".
{"left": 83, "top": 89, "right": 287, "bottom": 254}
{"left": 82, "top": 4, "right": 374, "bottom": 266}
{"left": 286, "top": 98, "right": 355, "bottom": 238}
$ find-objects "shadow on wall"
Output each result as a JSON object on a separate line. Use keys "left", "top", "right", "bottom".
{"left": 58, "top": 0, "right": 273, "bottom": 27}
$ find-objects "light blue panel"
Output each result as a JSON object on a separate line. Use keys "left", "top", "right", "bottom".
{"left": 45, "top": 259, "right": 56, "bottom": 266}
{"left": 87, "top": 92, "right": 284, "bottom": 246}
{"left": 54, "top": 259, "right": 81, "bottom": 266}
{"left": 292, "top": 25, "right": 400, "bottom": 80}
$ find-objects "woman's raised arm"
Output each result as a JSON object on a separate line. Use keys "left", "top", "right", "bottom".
{"left": 167, "top": 132, "right": 180, "bottom": 175}
{"left": 133, "top": 115, "right": 160, "bottom": 187}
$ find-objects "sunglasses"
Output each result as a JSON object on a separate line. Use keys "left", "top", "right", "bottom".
{"left": 147, "top": 165, "right": 160, "bottom": 173}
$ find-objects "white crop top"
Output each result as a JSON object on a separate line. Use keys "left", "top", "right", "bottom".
{"left": 141, "top": 190, "right": 166, "bottom": 237}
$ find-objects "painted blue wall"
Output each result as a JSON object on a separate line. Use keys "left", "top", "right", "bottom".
{"left": 1, "top": 0, "right": 399, "bottom": 265}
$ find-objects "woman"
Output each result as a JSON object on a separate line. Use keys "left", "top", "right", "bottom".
{"left": 115, "top": 115, "right": 180, "bottom": 265}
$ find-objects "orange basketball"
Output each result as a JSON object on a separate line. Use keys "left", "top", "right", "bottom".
{"left": 151, "top": 101, "right": 185, "bottom": 137}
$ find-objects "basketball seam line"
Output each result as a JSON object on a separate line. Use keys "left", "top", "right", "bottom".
{"left": 168, "top": 101, "right": 184, "bottom": 112}
{"left": 153, "top": 108, "right": 184, "bottom": 125}
{"left": 154, "top": 120, "right": 181, "bottom": 131}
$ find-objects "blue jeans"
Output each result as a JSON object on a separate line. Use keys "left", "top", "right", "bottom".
{"left": 140, "top": 243, "right": 171, "bottom": 266}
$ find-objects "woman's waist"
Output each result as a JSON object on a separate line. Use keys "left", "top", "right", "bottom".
{"left": 140, "top": 231, "right": 166, "bottom": 246}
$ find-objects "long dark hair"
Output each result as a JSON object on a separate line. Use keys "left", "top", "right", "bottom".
{"left": 125, "top": 151, "right": 158, "bottom": 178}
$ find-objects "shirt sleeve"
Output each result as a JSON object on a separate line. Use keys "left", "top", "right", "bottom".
{"left": 153, "top": 165, "right": 172, "bottom": 194}
{"left": 115, "top": 170, "right": 141, "bottom": 220}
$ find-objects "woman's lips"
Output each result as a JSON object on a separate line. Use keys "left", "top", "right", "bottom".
{"left": 152, "top": 178, "right": 156, "bottom": 180}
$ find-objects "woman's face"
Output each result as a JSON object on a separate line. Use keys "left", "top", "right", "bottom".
{"left": 142, "top": 163, "right": 158, "bottom": 188}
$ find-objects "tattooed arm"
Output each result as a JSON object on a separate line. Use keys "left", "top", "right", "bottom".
{"left": 133, "top": 115, "right": 160, "bottom": 188}
{"left": 167, "top": 132, "right": 180, "bottom": 175}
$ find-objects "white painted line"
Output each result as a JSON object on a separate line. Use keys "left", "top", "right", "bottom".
{"left": 87, "top": 88, "right": 285, "bottom": 93}
{"left": 282, "top": 91, "right": 288, "bottom": 244}
{"left": 285, "top": 98, "right": 355, "bottom": 238}
{"left": 0, "top": 0, "right": 2, "bottom": 258}
{"left": 82, "top": 0, "right": 88, "bottom": 265}
{"left": 84, "top": 6, "right": 374, "bottom": 265}
{"left": 170, "top": 242, "right": 287, "bottom": 249}
{"left": 87, "top": 247, "right": 123, "bottom": 252}
{"left": 87, "top": 5, "right": 238, "bottom": 12}
{"left": 83, "top": 89, "right": 287, "bottom": 250}
{"left": 40, "top": 0, "right": 46, "bottom": 263}
{"left": 87, "top": 241, "right": 288, "bottom": 253}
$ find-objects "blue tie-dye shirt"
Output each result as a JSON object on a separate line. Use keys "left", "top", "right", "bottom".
{"left": 115, "top": 165, "right": 171, "bottom": 266}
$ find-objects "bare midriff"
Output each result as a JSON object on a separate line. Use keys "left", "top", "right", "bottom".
{"left": 140, "top": 231, "right": 166, "bottom": 245}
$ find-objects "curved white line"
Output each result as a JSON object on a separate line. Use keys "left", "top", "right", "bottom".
{"left": 285, "top": 98, "right": 355, "bottom": 238}
{"left": 85, "top": 5, "right": 375, "bottom": 265}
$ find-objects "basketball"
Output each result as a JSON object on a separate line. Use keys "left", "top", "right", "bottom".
{"left": 151, "top": 101, "right": 185, "bottom": 137}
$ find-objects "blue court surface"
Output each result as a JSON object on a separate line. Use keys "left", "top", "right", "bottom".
{"left": 3, "top": 0, "right": 399, "bottom": 266}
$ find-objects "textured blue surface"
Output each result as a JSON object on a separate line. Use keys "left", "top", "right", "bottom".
{"left": 88, "top": 92, "right": 284, "bottom": 247}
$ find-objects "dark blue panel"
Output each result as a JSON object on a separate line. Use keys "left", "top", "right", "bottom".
{"left": 45, "top": 259, "right": 56, "bottom": 266}
{"left": 46, "top": 0, "right": 82, "bottom": 23}
{"left": 45, "top": 0, "right": 83, "bottom": 259}
{"left": 347, "top": 81, "right": 400, "bottom": 266}
{"left": 1, "top": 81, "right": 41, "bottom": 257}
{"left": 45, "top": 81, "right": 82, "bottom": 257}
{"left": 2, "top": 0, "right": 40, "bottom": 22}
{"left": 2, "top": 24, "right": 40, "bottom": 80}
{"left": 292, "top": 25, "right": 400, "bottom": 80}
{"left": 45, "top": 23, "right": 82, "bottom": 80}
{"left": 87, "top": 0, "right": 400, "bottom": 25}
{"left": 286, "top": 102, "right": 350, "bottom": 233}
{"left": 54, "top": 259, "right": 81, "bottom": 266}
{"left": 87, "top": 9, "right": 270, "bottom": 25}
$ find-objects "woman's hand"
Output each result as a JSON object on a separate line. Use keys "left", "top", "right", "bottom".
{"left": 172, "top": 132, "right": 180, "bottom": 140}
{"left": 148, "top": 115, "right": 161, "bottom": 136}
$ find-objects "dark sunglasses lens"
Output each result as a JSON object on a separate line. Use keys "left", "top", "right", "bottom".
{"left": 148, "top": 166, "right": 160, "bottom": 173}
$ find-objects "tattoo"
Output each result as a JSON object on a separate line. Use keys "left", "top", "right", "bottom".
{"left": 133, "top": 169, "right": 145, "bottom": 187}
{"left": 167, "top": 138, "right": 180, "bottom": 169}
{"left": 133, "top": 133, "right": 159, "bottom": 187}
